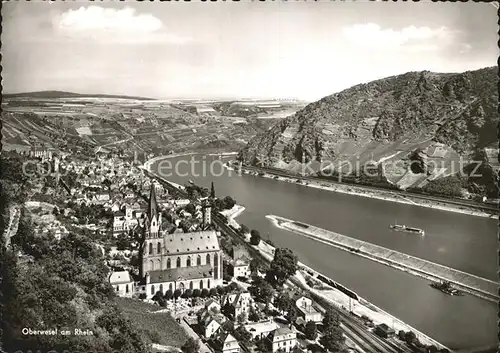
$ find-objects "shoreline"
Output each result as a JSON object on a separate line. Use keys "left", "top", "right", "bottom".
{"left": 144, "top": 153, "right": 496, "bottom": 220}
{"left": 230, "top": 165, "right": 496, "bottom": 219}
{"left": 266, "top": 215, "right": 498, "bottom": 303}
{"left": 221, "top": 204, "right": 449, "bottom": 351}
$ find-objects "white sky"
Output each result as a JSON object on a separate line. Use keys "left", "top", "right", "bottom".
{"left": 2, "top": 2, "right": 498, "bottom": 101}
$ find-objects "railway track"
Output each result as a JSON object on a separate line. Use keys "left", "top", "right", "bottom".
{"left": 151, "top": 175, "right": 429, "bottom": 353}
{"left": 233, "top": 163, "right": 498, "bottom": 213}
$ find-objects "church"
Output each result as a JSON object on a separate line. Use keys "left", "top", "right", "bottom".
{"left": 139, "top": 184, "right": 223, "bottom": 298}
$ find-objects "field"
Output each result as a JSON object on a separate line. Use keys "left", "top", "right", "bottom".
{"left": 115, "top": 297, "right": 190, "bottom": 348}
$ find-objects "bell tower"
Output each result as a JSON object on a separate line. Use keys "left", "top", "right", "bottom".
{"left": 147, "top": 184, "right": 161, "bottom": 237}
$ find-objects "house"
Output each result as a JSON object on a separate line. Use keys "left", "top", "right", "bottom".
{"left": 374, "top": 323, "right": 395, "bottom": 339}
{"left": 267, "top": 327, "right": 297, "bottom": 353}
{"left": 109, "top": 271, "right": 135, "bottom": 298}
{"left": 244, "top": 321, "right": 280, "bottom": 339}
{"left": 295, "top": 297, "right": 322, "bottom": 323}
{"left": 214, "top": 332, "right": 240, "bottom": 353}
{"left": 199, "top": 310, "right": 226, "bottom": 338}
{"left": 231, "top": 258, "right": 250, "bottom": 278}
{"left": 205, "top": 299, "right": 222, "bottom": 313}
{"left": 222, "top": 292, "right": 253, "bottom": 321}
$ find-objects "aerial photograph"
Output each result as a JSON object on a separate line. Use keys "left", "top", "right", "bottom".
{"left": 1, "top": 2, "right": 498, "bottom": 353}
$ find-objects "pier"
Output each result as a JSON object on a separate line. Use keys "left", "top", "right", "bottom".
{"left": 267, "top": 215, "right": 499, "bottom": 302}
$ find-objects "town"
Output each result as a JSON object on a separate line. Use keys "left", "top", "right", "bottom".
{"left": 1, "top": 144, "right": 452, "bottom": 353}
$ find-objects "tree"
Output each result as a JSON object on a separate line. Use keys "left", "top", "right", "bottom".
{"left": 248, "top": 307, "right": 260, "bottom": 322}
{"left": 237, "top": 312, "right": 248, "bottom": 325}
{"left": 285, "top": 305, "right": 298, "bottom": 323}
{"left": 192, "top": 289, "right": 201, "bottom": 298}
{"left": 239, "top": 224, "right": 249, "bottom": 236}
{"left": 222, "top": 196, "right": 236, "bottom": 210}
{"left": 250, "top": 230, "right": 261, "bottom": 246}
{"left": 210, "top": 182, "right": 216, "bottom": 199}
{"left": 267, "top": 248, "right": 298, "bottom": 287}
{"left": 404, "top": 331, "right": 417, "bottom": 345}
{"left": 275, "top": 292, "right": 293, "bottom": 314}
{"left": 305, "top": 321, "right": 317, "bottom": 340}
{"left": 248, "top": 277, "right": 275, "bottom": 303}
{"left": 181, "top": 337, "right": 200, "bottom": 353}
{"left": 320, "top": 310, "right": 345, "bottom": 352}
{"left": 201, "top": 288, "right": 209, "bottom": 298}
{"left": 52, "top": 207, "right": 59, "bottom": 216}
{"left": 164, "top": 290, "right": 173, "bottom": 300}
{"left": 183, "top": 289, "right": 193, "bottom": 298}
{"left": 234, "top": 326, "right": 252, "bottom": 345}
{"left": 139, "top": 293, "right": 147, "bottom": 300}
{"left": 250, "top": 258, "right": 263, "bottom": 275}
{"left": 174, "top": 289, "right": 182, "bottom": 299}
{"left": 209, "top": 288, "right": 218, "bottom": 297}
{"left": 185, "top": 203, "right": 196, "bottom": 215}
{"left": 216, "top": 286, "right": 225, "bottom": 296}
{"left": 153, "top": 291, "right": 166, "bottom": 307}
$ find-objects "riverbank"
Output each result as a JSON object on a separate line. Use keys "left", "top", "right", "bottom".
{"left": 267, "top": 214, "right": 498, "bottom": 303}
{"left": 228, "top": 163, "right": 497, "bottom": 219}
{"left": 220, "top": 204, "right": 449, "bottom": 351}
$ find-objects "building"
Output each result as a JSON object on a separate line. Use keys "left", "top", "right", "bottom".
{"left": 140, "top": 185, "right": 223, "bottom": 298}
{"left": 267, "top": 327, "right": 297, "bottom": 353}
{"left": 202, "top": 201, "right": 212, "bottom": 229}
{"left": 295, "top": 297, "right": 322, "bottom": 323}
{"left": 109, "top": 271, "right": 135, "bottom": 298}
{"left": 214, "top": 332, "right": 240, "bottom": 353}
{"left": 221, "top": 292, "right": 253, "bottom": 321}
{"left": 232, "top": 258, "right": 250, "bottom": 278}
{"left": 374, "top": 323, "right": 395, "bottom": 339}
{"left": 199, "top": 310, "right": 227, "bottom": 338}
{"left": 244, "top": 321, "right": 280, "bottom": 339}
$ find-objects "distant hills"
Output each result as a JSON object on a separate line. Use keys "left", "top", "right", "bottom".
{"left": 3, "top": 90, "right": 155, "bottom": 101}
{"left": 238, "top": 67, "right": 498, "bottom": 196}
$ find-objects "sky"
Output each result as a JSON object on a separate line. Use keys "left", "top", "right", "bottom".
{"left": 2, "top": 2, "right": 498, "bottom": 101}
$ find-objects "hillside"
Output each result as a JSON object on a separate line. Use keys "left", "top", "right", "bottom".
{"left": 238, "top": 67, "right": 498, "bottom": 197}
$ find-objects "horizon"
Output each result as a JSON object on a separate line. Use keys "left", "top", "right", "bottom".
{"left": 3, "top": 2, "right": 498, "bottom": 101}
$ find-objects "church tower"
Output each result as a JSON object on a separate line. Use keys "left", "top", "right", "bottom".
{"left": 147, "top": 184, "right": 161, "bottom": 238}
{"left": 202, "top": 200, "right": 211, "bottom": 229}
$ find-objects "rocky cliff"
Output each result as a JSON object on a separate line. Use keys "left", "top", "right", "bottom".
{"left": 238, "top": 67, "right": 498, "bottom": 194}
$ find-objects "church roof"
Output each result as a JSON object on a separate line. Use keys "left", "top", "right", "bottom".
{"left": 163, "top": 231, "right": 220, "bottom": 254}
{"left": 147, "top": 184, "right": 159, "bottom": 221}
{"left": 148, "top": 264, "right": 213, "bottom": 283}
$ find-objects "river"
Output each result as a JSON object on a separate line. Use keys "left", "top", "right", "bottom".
{"left": 151, "top": 154, "right": 497, "bottom": 351}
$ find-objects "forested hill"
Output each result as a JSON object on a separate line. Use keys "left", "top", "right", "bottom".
{"left": 3, "top": 90, "right": 155, "bottom": 100}
{"left": 238, "top": 67, "right": 498, "bottom": 197}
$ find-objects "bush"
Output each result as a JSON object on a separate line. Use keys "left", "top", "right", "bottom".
{"left": 201, "top": 288, "right": 209, "bottom": 298}
{"left": 216, "top": 286, "right": 225, "bottom": 295}
{"left": 209, "top": 288, "right": 218, "bottom": 297}
{"left": 192, "top": 289, "right": 201, "bottom": 298}
{"left": 139, "top": 293, "right": 147, "bottom": 300}
{"left": 164, "top": 290, "right": 173, "bottom": 300}
{"left": 183, "top": 289, "right": 193, "bottom": 298}
{"left": 174, "top": 289, "right": 182, "bottom": 299}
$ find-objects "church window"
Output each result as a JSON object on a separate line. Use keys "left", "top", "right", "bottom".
{"left": 167, "top": 258, "right": 171, "bottom": 269}
{"left": 149, "top": 243, "right": 153, "bottom": 255}
{"left": 160, "top": 284, "right": 163, "bottom": 293}
{"left": 126, "top": 285, "right": 129, "bottom": 293}
{"left": 176, "top": 257, "right": 181, "bottom": 267}
{"left": 151, "top": 285, "right": 155, "bottom": 295}
{"left": 169, "top": 283, "right": 173, "bottom": 292}
{"left": 157, "top": 259, "right": 161, "bottom": 270}
{"left": 149, "top": 260, "right": 154, "bottom": 271}
{"left": 206, "top": 254, "right": 211, "bottom": 265}
{"left": 214, "top": 254, "right": 219, "bottom": 280}
{"left": 200, "top": 280, "right": 203, "bottom": 289}
{"left": 190, "top": 281, "right": 194, "bottom": 290}
{"left": 157, "top": 242, "right": 161, "bottom": 254}
{"left": 179, "top": 283, "right": 185, "bottom": 293}
{"left": 207, "top": 279, "right": 210, "bottom": 289}
{"left": 197, "top": 255, "right": 201, "bottom": 266}
{"left": 187, "top": 257, "right": 191, "bottom": 267}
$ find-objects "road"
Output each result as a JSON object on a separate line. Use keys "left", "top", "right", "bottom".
{"left": 3, "top": 206, "right": 20, "bottom": 249}
{"left": 233, "top": 163, "right": 498, "bottom": 214}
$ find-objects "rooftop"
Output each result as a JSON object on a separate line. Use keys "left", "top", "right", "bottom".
{"left": 163, "top": 231, "right": 220, "bottom": 254}
{"left": 148, "top": 264, "right": 213, "bottom": 284}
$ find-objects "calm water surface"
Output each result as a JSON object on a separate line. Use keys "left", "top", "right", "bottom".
{"left": 152, "top": 155, "right": 497, "bottom": 350}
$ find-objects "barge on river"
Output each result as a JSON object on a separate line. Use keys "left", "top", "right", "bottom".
{"left": 390, "top": 224, "right": 425, "bottom": 236}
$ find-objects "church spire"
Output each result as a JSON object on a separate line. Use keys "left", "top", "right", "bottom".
{"left": 148, "top": 183, "right": 159, "bottom": 222}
